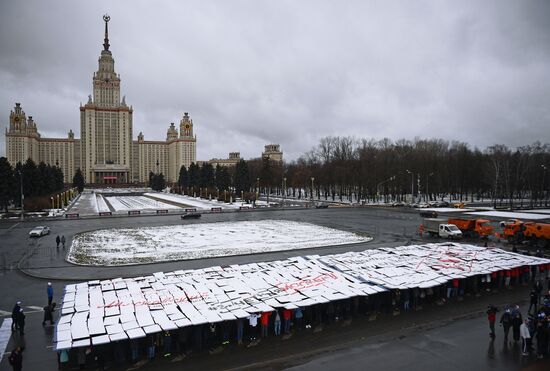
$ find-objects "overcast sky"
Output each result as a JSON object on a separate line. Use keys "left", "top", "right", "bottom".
{"left": 1, "top": 0, "right": 549, "bottom": 161}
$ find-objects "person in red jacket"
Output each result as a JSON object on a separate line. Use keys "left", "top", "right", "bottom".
{"left": 487, "top": 305, "right": 498, "bottom": 339}
{"left": 260, "top": 312, "right": 271, "bottom": 337}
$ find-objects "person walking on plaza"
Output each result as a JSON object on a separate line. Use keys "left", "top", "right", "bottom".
{"left": 512, "top": 305, "right": 522, "bottom": 343}
{"left": 535, "top": 319, "right": 548, "bottom": 359}
{"left": 8, "top": 346, "right": 23, "bottom": 371}
{"left": 487, "top": 305, "right": 498, "bottom": 339}
{"left": 528, "top": 289, "right": 538, "bottom": 315}
{"left": 500, "top": 307, "right": 512, "bottom": 342}
{"left": 47, "top": 282, "right": 54, "bottom": 306}
{"left": 520, "top": 319, "right": 531, "bottom": 356}
{"left": 17, "top": 308, "right": 25, "bottom": 336}
{"left": 61, "top": 235, "right": 66, "bottom": 249}
{"left": 42, "top": 302, "right": 56, "bottom": 326}
{"left": 55, "top": 235, "right": 60, "bottom": 248}
{"left": 11, "top": 302, "right": 21, "bottom": 332}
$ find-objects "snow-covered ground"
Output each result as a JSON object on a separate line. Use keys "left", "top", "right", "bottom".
{"left": 68, "top": 220, "right": 372, "bottom": 266}
{"left": 145, "top": 193, "right": 243, "bottom": 210}
{"left": 105, "top": 196, "right": 180, "bottom": 211}
{"left": 96, "top": 194, "right": 111, "bottom": 213}
{"left": 465, "top": 210, "right": 550, "bottom": 220}
{"left": 419, "top": 207, "right": 477, "bottom": 213}
{"left": 523, "top": 209, "right": 550, "bottom": 214}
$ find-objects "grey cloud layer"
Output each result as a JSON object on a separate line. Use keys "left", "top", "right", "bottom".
{"left": 1, "top": 0, "right": 549, "bottom": 161}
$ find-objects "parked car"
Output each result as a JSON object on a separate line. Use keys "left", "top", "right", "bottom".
{"left": 391, "top": 202, "right": 405, "bottom": 207}
{"left": 419, "top": 210, "right": 438, "bottom": 218}
{"left": 29, "top": 226, "right": 51, "bottom": 237}
{"left": 181, "top": 213, "right": 201, "bottom": 219}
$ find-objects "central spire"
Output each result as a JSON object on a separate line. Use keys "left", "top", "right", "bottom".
{"left": 103, "top": 14, "right": 111, "bottom": 51}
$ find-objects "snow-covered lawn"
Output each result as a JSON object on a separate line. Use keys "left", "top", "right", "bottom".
{"left": 465, "top": 210, "right": 550, "bottom": 220}
{"left": 145, "top": 193, "right": 243, "bottom": 210}
{"left": 105, "top": 196, "right": 180, "bottom": 211}
{"left": 68, "top": 220, "right": 372, "bottom": 266}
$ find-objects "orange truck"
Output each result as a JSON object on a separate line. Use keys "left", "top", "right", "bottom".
{"left": 502, "top": 220, "right": 524, "bottom": 243}
{"left": 502, "top": 220, "right": 550, "bottom": 248}
{"left": 447, "top": 218, "right": 494, "bottom": 238}
{"left": 522, "top": 222, "right": 550, "bottom": 248}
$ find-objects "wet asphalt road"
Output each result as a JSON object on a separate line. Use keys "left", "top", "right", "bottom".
{"left": 0, "top": 206, "right": 547, "bottom": 370}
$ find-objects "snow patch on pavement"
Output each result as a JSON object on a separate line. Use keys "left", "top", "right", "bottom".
{"left": 67, "top": 220, "right": 372, "bottom": 266}
{"left": 105, "top": 196, "right": 180, "bottom": 211}
{"left": 144, "top": 193, "right": 243, "bottom": 210}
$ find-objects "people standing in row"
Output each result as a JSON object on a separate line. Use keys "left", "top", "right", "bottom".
{"left": 47, "top": 282, "right": 54, "bottom": 306}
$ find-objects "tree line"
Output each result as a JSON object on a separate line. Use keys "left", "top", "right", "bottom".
{"left": 170, "top": 138, "right": 549, "bottom": 208}
{"left": 0, "top": 157, "right": 65, "bottom": 212}
{"left": 282, "top": 137, "right": 550, "bottom": 207}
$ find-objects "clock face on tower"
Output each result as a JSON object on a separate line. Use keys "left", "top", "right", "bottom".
{"left": 14, "top": 116, "right": 20, "bottom": 122}
{"left": 185, "top": 124, "right": 190, "bottom": 129}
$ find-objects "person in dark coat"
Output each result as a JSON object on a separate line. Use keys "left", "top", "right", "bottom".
{"left": 11, "top": 302, "right": 21, "bottom": 332}
{"left": 42, "top": 302, "right": 56, "bottom": 326}
{"left": 528, "top": 289, "right": 538, "bottom": 315}
{"left": 535, "top": 320, "right": 548, "bottom": 359}
{"left": 500, "top": 307, "right": 512, "bottom": 342}
{"left": 55, "top": 235, "right": 61, "bottom": 248}
{"left": 487, "top": 305, "right": 498, "bottom": 338}
{"left": 8, "top": 346, "right": 23, "bottom": 371}
{"left": 17, "top": 308, "right": 25, "bottom": 336}
{"left": 511, "top": 305, "right": 522, "bottom": 342}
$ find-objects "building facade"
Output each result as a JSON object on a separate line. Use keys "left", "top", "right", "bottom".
{"left": 262, "top": 144, "right": 283, "bottom": 162}
{"left": 4, "top": 16, "right": 283, "bottom": 184}
{"left": 4, "top": 15, "right": 197, "bottom": 184}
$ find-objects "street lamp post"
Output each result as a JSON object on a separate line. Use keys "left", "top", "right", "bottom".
{"left": 283, "top": 177, "right": 287, "bottom": 207}
{"left": 406, "top": 170, "right": 414, "bottom": 203}
{"left": 18, "top": 170, "right": 24, "bottom": 220}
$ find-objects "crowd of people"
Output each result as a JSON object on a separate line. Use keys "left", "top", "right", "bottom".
{"left": 46, "top": 260, "right": 550, "bottom": 370}
{"left": 487, "top": 278, "right": 550, "bottom": 358}
{"left": 6, "top": 259, "right": 550, "bottom": 370}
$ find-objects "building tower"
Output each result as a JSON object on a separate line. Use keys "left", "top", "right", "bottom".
{"left": 79, "top": 15, "right": 133, "bottom": 183}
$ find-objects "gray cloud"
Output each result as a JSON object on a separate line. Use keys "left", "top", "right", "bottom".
{"left": 1, "top": 0, "right": 549, "bottom": 161}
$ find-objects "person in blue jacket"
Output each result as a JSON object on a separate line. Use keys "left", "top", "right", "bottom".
{"left": 47, "top": 282, "right": 54, "bottom": 306}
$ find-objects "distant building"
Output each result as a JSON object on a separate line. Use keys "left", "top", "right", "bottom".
{"left": 5, "top": 15, "right": 196, "bottom": 184}
{"left": 4, "top": 16, "right": 282, "bottom": 184}
{"left": 208, "top": 152, "right": 241, "bottom": 167}
{"left": 5, "top": 103, "right": 77, "bottom": 182}
{"left": 262, "top": 144, "right": 283, "bottom": 163}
